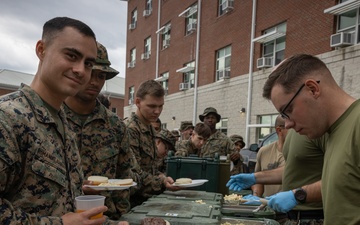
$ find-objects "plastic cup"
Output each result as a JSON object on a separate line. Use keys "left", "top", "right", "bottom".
{"left": 75, "top": 195, "right": 106, "bottom": 219}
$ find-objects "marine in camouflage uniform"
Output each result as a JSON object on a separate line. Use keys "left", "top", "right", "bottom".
{"left": 64, "top": 42, "right": 141, "bottom": 220}
{"left": 199, "top": 107, "right": 243, "bottom": 174}
{"left": 175, "top": 139, "right": 199, "bottom": 156}
{"left": 154, "top": 129, "right": 177, "bottom": 173}
{"left": 126, "top": 113, "right": 166, "bottom": 207}
{"left": 0, "top": 85, "right": 84, "bottom": 224}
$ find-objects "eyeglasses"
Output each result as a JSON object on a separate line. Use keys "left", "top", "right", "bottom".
{"left": 280, "top": 80, "right": 320, "bottom": 120}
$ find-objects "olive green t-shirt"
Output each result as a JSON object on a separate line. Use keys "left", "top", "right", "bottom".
{"left": 282, "top": 129, "right": 326, "bottom": 210}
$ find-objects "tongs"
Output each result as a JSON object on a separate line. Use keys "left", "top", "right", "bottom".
{"left": 239, "top": 198, "right": 268, "bottom": 212}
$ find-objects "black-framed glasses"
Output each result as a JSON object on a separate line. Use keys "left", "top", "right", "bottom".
{"left": 280, "top": 80, "right": 320, "bottom": 120}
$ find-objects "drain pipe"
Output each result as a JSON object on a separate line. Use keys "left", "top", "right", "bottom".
{"left": 192, "top": 0, "right": 201, "bottom": 124}
{"left": 245, "top": 0, "right": 257, "bottom": 147}
{"left": 155, "top": 0, "right": 161, "bottom": 78}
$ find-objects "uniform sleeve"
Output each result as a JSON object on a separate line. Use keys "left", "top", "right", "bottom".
{"left": 174, "top": 141, "right": 189, "bottom": 157}
{"left": 0, "top": 116, "right": 63, "bottom": 225}
{"left": 254, "top": 147, "right": 264, "bottom": 172}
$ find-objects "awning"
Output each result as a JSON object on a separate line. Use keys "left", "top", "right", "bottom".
{"left": 252, "top": 28, "right": 285, "bottom": 43}
{"left": 176, "top": 66, "right": 195, "bottom": 73}
{"left": 154, "top": 76, "right": 168, "bottom": 82}
{"left": 324, "top": 0, "right": 360, "bottom": 15}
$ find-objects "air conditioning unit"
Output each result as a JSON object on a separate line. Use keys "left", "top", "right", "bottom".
{"left": 163, "top": 39, "right": 170, "bottom": 48}
{"left": 218, "top": 70, "right": 230, "bottom": 80}
{"left": 179, "top": 82, "right": 189, "bottom": 91}
{"left": 257, "top": 57, "right": 273, "bottom": 69}
{"left": 330, "top": 32, "right": 353, "bottom": 48}
{"left": 141, "top": 52, "right": 150, "bottom": 60}
{"left": 128, "top": 99, "right": 133, "bottom": 105}
{"left": 187, "top": 23, "right": 197, "bottom": 32}
{"left": 128, "top": 23, "right": 136, "bottom": 30}
{"left": 222, "top": 0, "right": 234, "bottom": 12}
{"left": 143, "top": 9, "right": 151, "bottom": 17}
{"left": 127, "top": 61, "right": 135, "bottom": 68}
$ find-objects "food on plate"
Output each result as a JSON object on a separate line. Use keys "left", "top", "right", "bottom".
{"left": 87, "top": 176, "right": 108, "bottom": 185}
{"left": 174, "top": 178, "right": 192, "bottom": 185}
{"left": 100, "top": 179, "right": 134, "bottom": 186}
{"left": 223, "top": 193, "right": 243, "bottom": 204}
{"left": 141, "top": 217, "right": 169, "bottom": 225}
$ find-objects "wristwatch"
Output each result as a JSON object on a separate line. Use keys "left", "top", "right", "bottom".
{"left": 294, "top": 188, "right": 307, "bottom": 204}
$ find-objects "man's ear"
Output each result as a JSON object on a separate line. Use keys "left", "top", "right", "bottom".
{"left": 305, "top": 79, "right": 320, "bottom": 98}
{"left": 35, "top": 40, "right": 45, "bottom": 60}
{"left": 135, "top": 97, "right": 141, "bottom": 107}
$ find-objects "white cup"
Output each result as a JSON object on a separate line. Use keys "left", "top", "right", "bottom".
{"left": 75, "top": 195, "right": 105, "bottom": 219}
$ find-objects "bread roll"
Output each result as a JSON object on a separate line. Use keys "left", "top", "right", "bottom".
{"left": 175, "top": 178, "right": 192, "bottom": 185}
{"left": 88, "top": 176, "right": 108, "bottom": 185}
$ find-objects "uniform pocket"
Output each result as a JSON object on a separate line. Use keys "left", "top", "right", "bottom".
{"left": 32, "top": 159, "right": 66, "bottom": 187}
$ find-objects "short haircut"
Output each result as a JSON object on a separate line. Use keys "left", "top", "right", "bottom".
{"left": 136, "top": 80, "right": 165, "bottom": 99}
{"left": 194, "top": 122, "right": 211, "bottom": 139}
{"left": 42, "top": 17, "right": 96, "bottom": 45}
{"left": 263, "top": 54, "right": 329, "bottom": 100}
{"left": 275, "top": 114, "right": 285, "bottom": 127}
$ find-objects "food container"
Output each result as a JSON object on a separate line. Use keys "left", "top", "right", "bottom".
{"left": 220, "top": 217, "right": 280, "bottom": 225}
{"left": 221, "top": 205, "right": 276, "bottom": 219}
{"left": 150, "top": 190, "right": 223, "bottom": 206}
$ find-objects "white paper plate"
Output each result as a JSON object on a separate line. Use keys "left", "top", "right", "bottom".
{"left": 172, "top": 179, "right": 208, "bottom": 187}
{"left": 84, "top": 180, "right": 137, "bottom": 191}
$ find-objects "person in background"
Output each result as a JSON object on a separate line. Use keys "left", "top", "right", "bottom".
{"left": 0, "top": 16, "right": 128, "bottom": 225}
{"left": 155, "top": 129, "right": 177, "bottom": 172}
{"left": 171, "top": 129, "right": 181, "bottom": 142}
{"left": 179, "top": 121, "right": 194, "bottom": 140}
{"left": 175, "top": 122, "right": 211, "bottom": 157}
{"left": 229, "top": 134, "right": 246, "bottom": 175}
{"left": 199, "top": 107, "right": 243, "bottom": 172}
{"left": 97, "top": 93, "right": 111, "bottom": 109}
{"left": 251, "top": 115, "right": 287, "bottom": 197}
{"left": 64, "top": 42, "right": 140, "bottom": 220}
{"left": 126, "top": 80, "right": 180, "bottom": 208}
{"left": 151, "top": 118, "right": 162, "bottom": 133}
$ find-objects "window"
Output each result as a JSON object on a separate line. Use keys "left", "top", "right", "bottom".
{"left": 145, "top": 0, "right": 152, "bottom": 11}
{"left": 257, "top": 114, "right": 278, "bottom": 144}
{"left": 128, "top": 48, "right": 136, "bottom": 68}
{"left": 337, "top": 7, "right": 359, "bottom": 43}
{"left": 219, "top": 0, "right": 234, "bottom": 16}
{"left": 160, "top": 72, "right": 169, "bottom": 95}
{"left": 162, "top": 23, "right": 171, "bottom": 49}
{"left": 129, "top": 86, "right": 134, "bottom": 105}
{"left": 111, "top": 107, "right": 117, "bottom": 114}
{"left": 141, "top": 37, "right": 151, "bottom": 60}
{"left": 129, "top": 9, "right": 137, "bottom": 29}
{"left": 182, "top": 61, "right": 195, "bottom": 88}
{"left": 262, "top": 23, "right": 286, "bottom": 66}
{"left": 184, "top": 4, "right": 198, "bottom": 35}
{"left": 216, "top": 118, "right": 228, "bottom": 135}
{"left": 216, "top": 45, "right": 231, "bottom": 81}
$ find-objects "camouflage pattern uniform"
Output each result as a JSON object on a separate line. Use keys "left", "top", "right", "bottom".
{"left": 175, "top": 139, "right": 200, "bottom": 157}
{"left": 200, "top": 130, "right": 237, "bottom": 157}
{"left": 64, "top": 100, "right": 141, "bottom": 219}
{"left": 0, "top": 84, "right": 83, "bottom": 225}
{"left": 126, "top": 113, "right": 165, "bottom": 207}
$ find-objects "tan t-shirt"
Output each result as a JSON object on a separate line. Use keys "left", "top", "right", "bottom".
{"left": 254, "top": 141, "right": 285, "bottom": 197}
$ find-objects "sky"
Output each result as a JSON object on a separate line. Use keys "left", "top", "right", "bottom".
{"left": 0, "top": 0, "right": 128, "bottom": 78}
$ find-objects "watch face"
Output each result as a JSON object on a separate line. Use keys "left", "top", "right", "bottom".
{"left": 295, "top": 188, "right": 307, "bottom": 203}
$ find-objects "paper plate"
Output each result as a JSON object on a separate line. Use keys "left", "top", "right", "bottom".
{"left": 172, "top": 179, "right": 208, "bottom": 187}
{"left": 84, "top": 179, "right": 137, "bottom": 191}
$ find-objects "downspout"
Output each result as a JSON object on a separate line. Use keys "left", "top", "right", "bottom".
{"left": 155, "top": 0, "right": 161, "bottom": 78}
{"left": 245, "top": 0, "right": 257, "bottom": 147}
{"left": 193, "top": 0, "right": 201, "bottom": 124}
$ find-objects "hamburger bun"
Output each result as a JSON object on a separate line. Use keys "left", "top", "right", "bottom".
{"left": 175, "top": 178, "right": 192, "bottom": 185}
{"left": 111, "top": 178, "right": 133, "bottom": 186}
{"left": 88, "top": 176, "right": 108, "bottom": 185}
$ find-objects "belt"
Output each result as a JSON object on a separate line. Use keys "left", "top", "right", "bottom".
{"left": 287, "top": 210, "right": 324, "bottom": 220}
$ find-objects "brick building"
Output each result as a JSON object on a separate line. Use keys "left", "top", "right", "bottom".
{"left": 0, "top": 69, "right": 126, "bottom": 118}
{"left": 124, "top": 0, "right": 360, "bottom": 145}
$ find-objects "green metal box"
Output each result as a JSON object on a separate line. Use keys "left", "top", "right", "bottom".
{"left": 165, "top": 155, "right": 220, "bottom": 193}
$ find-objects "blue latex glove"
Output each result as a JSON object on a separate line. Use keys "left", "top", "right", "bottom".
{"left": 226, "top": 173, "right": 256, "bottom": 192}
{"left": 242, "top": 194, "right": 262, "bottom": 205}
{"left": 265, "top": 190, "right": 298, "bottom": 213}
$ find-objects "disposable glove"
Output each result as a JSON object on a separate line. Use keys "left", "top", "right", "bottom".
{"left": 265, "top": 190, "right": 298, "bottom": 213}
{"left": 226, "top": 173, "right": 256, "bottom": 192}
{"left": 242, "top": 194, "right": 262, "bottom": 205}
